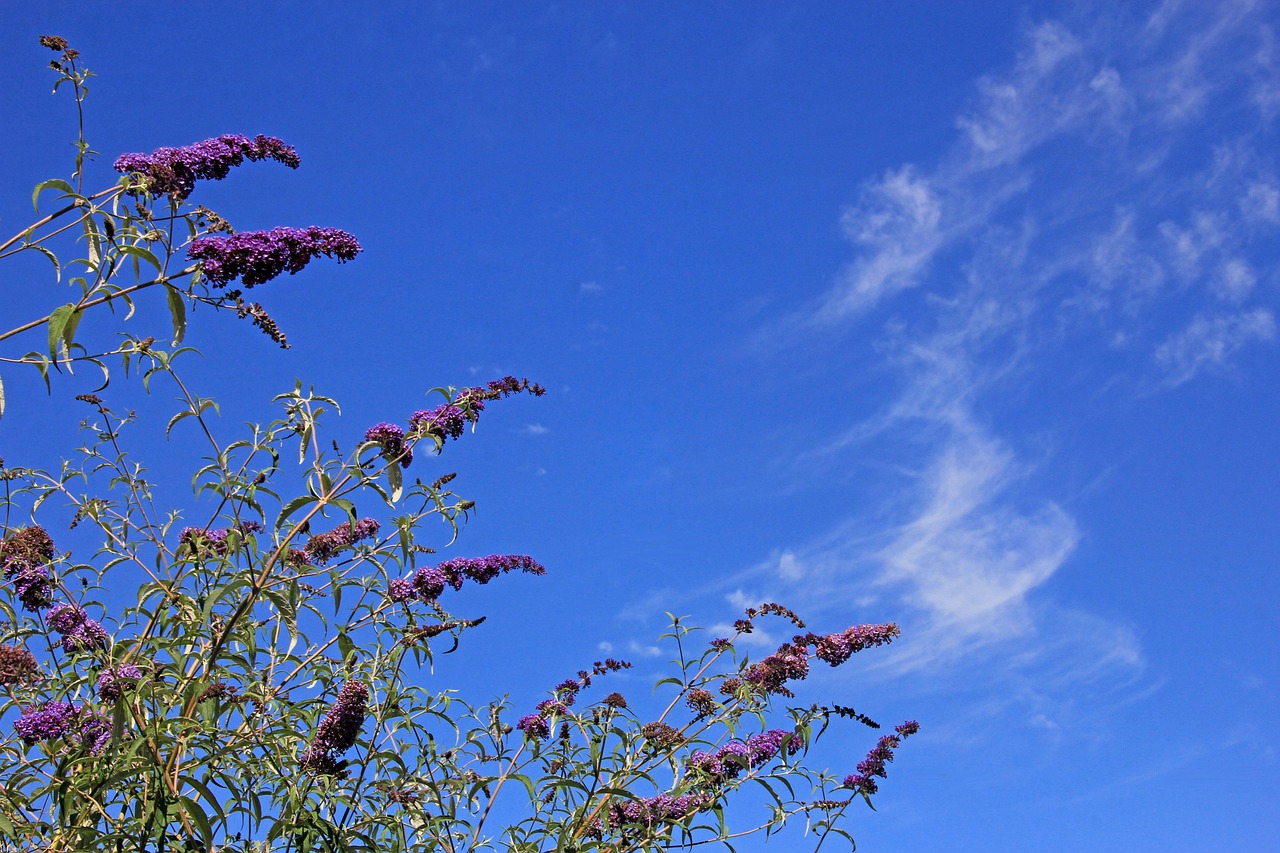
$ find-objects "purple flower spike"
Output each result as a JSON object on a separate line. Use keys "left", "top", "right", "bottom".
{"left": 114, "top": 133, "right": 300, "bottom": 199}
{"left": 409, "top": 567, "right": 446, "bottom": 600}
{"left": 610, "top": 792, "right": 711, "bottom": 829}
{"left": 304, "top": 518, "right": 380, "bottom": 565}
{"left": 47, "top": 603, "right": 86, "bottom": 634}
{"left": 842, "top": 720, "right": 920, "bottom": 796}
{"left": 2, "top": 526, "right": 57, "bottom": 612}
{"left": 409, "top": 377, "right": 546, "bottom": 449}
{"left": 47, "top": 604, "right": 109, "bottom": 653}
{"left": 364, "top": 422, "right": 412, "bottom": 467}
{"left": 14, "top": 702, "right": 78, "bottom": 745}
{"left": 77, "top": 712, "right": 112, "bottom": 755}
{"left": 0, "top": 644, "right": 39, "bottom": 686}
{"left": 808, "top": 623, "right": 901, "bottom": 667}
{"left": 687, "top": 729, "right": 799, "bottom": 784}
{"left": 300, "top": 681, "right": 369, "bottom": 775}
{"left": 188, "top": 226, "right": 362, "bottom": 288}
{"left": 517, "top": 713, "right": 550, "bottom": 740}
{"left": 388, "top": 578, "right": 415, "bottom": 603}
{"left": 410, "top": 404, "right": 469, "bottom": 441}
{"left": 436, "top": 554, "right": 546, "bottom": 591}
{"left": 14, "top": 702, "right": 114, "bottom": 755}
{"left": 96, "top": 664, "right": 143, "bottom": 701}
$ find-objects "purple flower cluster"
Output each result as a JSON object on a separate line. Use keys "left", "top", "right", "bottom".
{"left": 743, "top": 641, "right": 811, "bottom": 698}
{"left": 364, "top": 423, "right": 412, "bottom": 467}
{"left": 387, "top": 578, "right": 415, "bottom": 603}
{"left": 685, "top": 688, "right": 718, "bottom": 719}
{"left": 14, "top": 701, "right": 77, "bottom": 744}
{"left": 407, "top": 567, "right": 445, "bottom": 600}
{"left": 805, "top": 623, "right": 901, "bottom": 667}
{"left": 437, "top": 554, "right": 545, "bottom": 590}
{"left": 1, "top": 526, "right": 56, "bottom": 612}
{"left": 300, "top": 680, "right": 369, "bottom": 775}
{"left": 178, "top": 521, "right": 263, "bottom": 558}
{"left": 608, "top": 792, "right": 711, "bottom": 829}
{"left": 96, "top": 664, "right": 143, "bottom": 702}
{"left": 395, "top": 554, "right": 545, "bottom": 605}
{"left": 114, "top": 133, "right": 300, "bottom": 199}
{"left": 842, "top": 720, "right": 920, "bottom": 795}
{"left": 188, "top": 226, "right": 362, "bottom": 288}
{"left": 744, "top": 622, "right": 901, "bottom": 698}
{"left": 687, "top": 729, "right": 801, "bottom": 785}
{"left": 47, "top": 604, "right": 109, "bottom": 653}
{"left": 516, "top": 713, "right": 551, "bottom": 740}
{"left": 13, "top": 701, "right": 111, "bottom": 755}
{"left": 304, "top": 518, "right": 380, "bottom": 565}
{"left": 517, "top": 659, "right": 632, "bottom": 741}
{"left": 410, "top": 377, "right": 548, "bottom": 446}
{"left": 410, "top": 404, "right": 468, "bottom": 441}
{"left": 78, "top": 712, "right": 112, "bottom": 754}
{"left": 0, "top": 644, "right": 39, "bottom": 686}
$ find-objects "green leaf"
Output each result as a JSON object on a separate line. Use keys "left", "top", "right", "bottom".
{"left": 82, "top": 214, "right": 102, "bottom": 268}
{"left": 331, "top": 497, "right": 357, "bottom": 523}
{"left": 165, "top": 409, "right": 195, "bottom": 438}
{"left": 388, "top": 460, "right": 403, "bottom": 502}
{"left": 46, "top": 303, "right": 77, "bottom": 362}
{"left": 26, "top": 244, "right": 61, "bottom": 281}
{"left": 31, "top": 178, "right": 74, "bottom": 212}
{"left": 277, "top": 495, "right": 317, "bottom": 530}
{"left": 165, "top": 285, "right": 187, "bottom": 345}
{"left": 118, "top": 243, "right": 162, "bottom": 273}
{"left": 178, "top": 796, "right": 214, "bottom": 850}
{"left": 179, "top": 775, "right": 229, "bottom": 828}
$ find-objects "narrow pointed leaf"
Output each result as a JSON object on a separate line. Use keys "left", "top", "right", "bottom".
{"left": 166, "top": 285, "right": 187, "bottom": 344}
{"left": 47, "top": 303, "right": 75, "bottom": 362}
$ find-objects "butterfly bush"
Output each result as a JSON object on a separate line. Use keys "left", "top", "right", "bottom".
{"left": 0, "top": 37, "right": 919, "bottom": 853}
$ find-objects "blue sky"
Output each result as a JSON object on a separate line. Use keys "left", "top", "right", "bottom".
{"left": 1, "top": 2, "right": 1278, "bottom": 850}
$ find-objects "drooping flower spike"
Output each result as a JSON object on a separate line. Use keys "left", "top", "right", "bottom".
{"left": 188, "top": 226, "right": 362, "bottom": 288}
{"left": 114, "top": 134, "right": 300, "bottom": 199}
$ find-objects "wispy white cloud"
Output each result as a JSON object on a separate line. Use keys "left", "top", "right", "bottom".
{"left": 749, "top": 2, "right": 1279, "bottom": 725}
{"left": 521, "top": 422, "right": 550, "bottom": 435}
{"left": 816, "top": 166, "right": 944, "bottom": 322}
{"left": 1158, "top": 212, "right": 1226, "bottom": 280}
{"left": 873, "top": 426, "right": 1078, "bottom": 668}
{"left": 1155, "top": 308, "right": 1277, "bottom": 385}
{"left": 625, "top": 639, "right": 663, "bottom": 658}
{"left": 1240, "top": 180, "right": 1280, "bottom": 223}
{"left": 1214, "top": 258, "right": 1257, "bottom": 302}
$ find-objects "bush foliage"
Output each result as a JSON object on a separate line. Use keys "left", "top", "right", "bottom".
{"left": 0, "top": 38, "right": 916, "bottom": 852}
